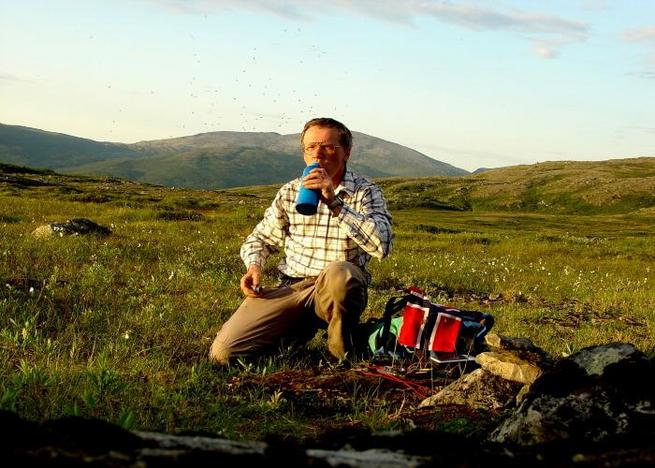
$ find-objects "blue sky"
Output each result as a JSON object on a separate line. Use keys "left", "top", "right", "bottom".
{"left": 1, "top": 0, "right": 653, "bottom": 171}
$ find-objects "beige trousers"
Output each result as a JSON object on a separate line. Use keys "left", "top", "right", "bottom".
{"left": 209, "top": 261, "right": 367, "bottom": 364}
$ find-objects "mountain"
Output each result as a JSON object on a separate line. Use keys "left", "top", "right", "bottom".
{"left": 0, "top": 124, "right": 140, "bottom": 169}
{"left": 0, "top": 123, "right": 468, "bottom": 189}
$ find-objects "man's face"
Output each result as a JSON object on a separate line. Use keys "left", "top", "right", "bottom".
{"left": 302, "top": 126, "right": 350, "bottom": 182}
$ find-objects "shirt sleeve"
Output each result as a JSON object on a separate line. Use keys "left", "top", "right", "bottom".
{"left": 240, "top": 187, "right": 289, "bottom": 268}
{"left": 336, "top": 183, "right": 393, "bottom": 260}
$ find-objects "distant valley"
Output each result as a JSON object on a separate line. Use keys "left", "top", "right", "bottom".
{"left": 0, "top": 123, "right": 468, "bottom": 189}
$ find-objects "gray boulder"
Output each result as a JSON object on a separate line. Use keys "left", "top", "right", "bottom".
{"left": 489, "top": 343, "right": 655, "bottom": 446}
{"left": 32, "top": 218, "right": 111, "bottom": 238}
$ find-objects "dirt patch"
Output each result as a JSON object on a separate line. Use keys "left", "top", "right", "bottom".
{"left": 226, "top": 364, "right": 500, "bottom": 436}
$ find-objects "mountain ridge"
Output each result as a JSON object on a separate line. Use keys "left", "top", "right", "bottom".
{"left": 0, "top": 123, "right": 467, "bottom": 189}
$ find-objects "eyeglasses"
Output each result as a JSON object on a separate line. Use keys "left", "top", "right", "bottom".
{"left": 302, "top": 143, "right": 342, "bottom": 155}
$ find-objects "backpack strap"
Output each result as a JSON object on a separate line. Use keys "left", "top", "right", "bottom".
{"left": 379, "top": 295, "right": 409, "bottom": 353}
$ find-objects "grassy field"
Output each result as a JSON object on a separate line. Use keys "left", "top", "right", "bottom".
{"left": 1, "top": 166, "right": 654, "bottom": 440}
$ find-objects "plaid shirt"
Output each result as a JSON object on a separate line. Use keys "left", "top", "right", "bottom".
{"left": 240, "top": 169, "right": 393, "bottom": 284}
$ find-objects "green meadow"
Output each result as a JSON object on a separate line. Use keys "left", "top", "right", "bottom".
{"left": 1, "top": 165, "right": 654, "bottom": 440}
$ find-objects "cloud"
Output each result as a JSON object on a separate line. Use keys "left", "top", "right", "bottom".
{"left": 147, "top": 0, "right": 588, "bottom": 57}
{"left": 627, "top": 71, "right": 655, "bottom": 80}
{"left": 410, "top": 2, "right": 586, "bottom": 36}
{"left": 580, "top": 0, "right": 608, "bottom": 11}
{"left": 146, "top": 0, "right": 311, "bottom": 19}
{"left": 0, "top": 73, "right": 35, "bottom": 83}
{"left": 622, "top": 26, "right": 655, "bottom": 74}
{"left": 623, "top": 125, "right": 655, "bottom": 134}
{"left": 622, "top": 26, "right": 655, "bottom": 42}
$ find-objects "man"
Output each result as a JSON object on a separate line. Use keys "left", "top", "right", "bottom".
{"left": 209, "top": 117, "right": 393, "bottom": 364}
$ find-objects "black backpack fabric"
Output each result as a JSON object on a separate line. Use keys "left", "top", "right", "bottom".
{"left": 361, "top": 287, "right": 494, "bottom": 363}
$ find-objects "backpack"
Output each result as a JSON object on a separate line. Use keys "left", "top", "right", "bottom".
{"left": 363, "top": 287, "right": 494, "bottom": 364}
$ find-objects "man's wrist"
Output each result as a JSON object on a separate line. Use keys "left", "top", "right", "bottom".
{"left": 245, "top": 260, "right": 263, "bottom": 272}
{"left": 327, "top": 195, "right": 344, "bottom": 210}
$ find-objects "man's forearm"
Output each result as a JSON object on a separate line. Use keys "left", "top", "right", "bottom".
{"left": 240, "top": 237, "right": 269, "bottom": 269}
{"left": 335, "top": 205, "right": 393, "bottom": 259}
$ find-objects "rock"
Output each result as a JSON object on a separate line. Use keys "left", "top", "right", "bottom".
{"left": 32, "top": 218, "right": 111, "bottom": 238}
{"left": 489, "top": 343, "right": 655, "bottom": 446}
{"left": 531, "top": 343, "right": 653, "bottom": 398}
{"left": 31, "top": 224, "right": 55, "bottom": 238}
{"left": 475, "top": 351, "right": 542, "bottom": 385}
{"left": 484, "top": 333, "right": 553, "bottom": 370}
{"left": 137, "top": 431, "right": 266, "bottom": 455}
{"left": 570, "top": 342, "right": 643, "bottom": 377}
{"left": 419, "top": 368, "right": 523, "bottom": 410}
{"left": 514, "top": 384, "right": 531, "bottom": 404}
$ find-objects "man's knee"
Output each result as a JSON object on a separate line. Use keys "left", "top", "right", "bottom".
{"left": 208, "top": 334, "right": 232, "bottom": 365}
{"left": 323, "top": 261, "right": 366, "bottom": 288}
{"left": 317, "top": 261, "right": 367, "bottom": 317}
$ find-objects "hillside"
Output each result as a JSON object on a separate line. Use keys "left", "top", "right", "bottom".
{"left": 0, "top": 124, "right": 139, "bottom": 169}
{"left": 2, "top": 157, "right": 654, "bottom": 216}
{"left": 0, "top": 123, "right": 468, "bottom": 189}
{"left": 376, "top": 157, "right": 655, "bottom": 215}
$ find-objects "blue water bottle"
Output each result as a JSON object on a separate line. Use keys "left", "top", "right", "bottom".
{"left": 295, "top": 162, "right": 321, "bottom": 215}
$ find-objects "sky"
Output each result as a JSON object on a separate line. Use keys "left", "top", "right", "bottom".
{"left": 1, "top": 0, "right": 654, "bottom": 172}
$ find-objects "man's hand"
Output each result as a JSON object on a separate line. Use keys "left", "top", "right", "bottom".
{"left": 240, "top": 264, "right": 262, "bottom": 297}
{"left": 303, "top": 166, "right": 337, "bottom": 206}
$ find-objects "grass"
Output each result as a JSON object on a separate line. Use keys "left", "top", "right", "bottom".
{"left": 1, "top": 167, "right": 654, "bottom": 441}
